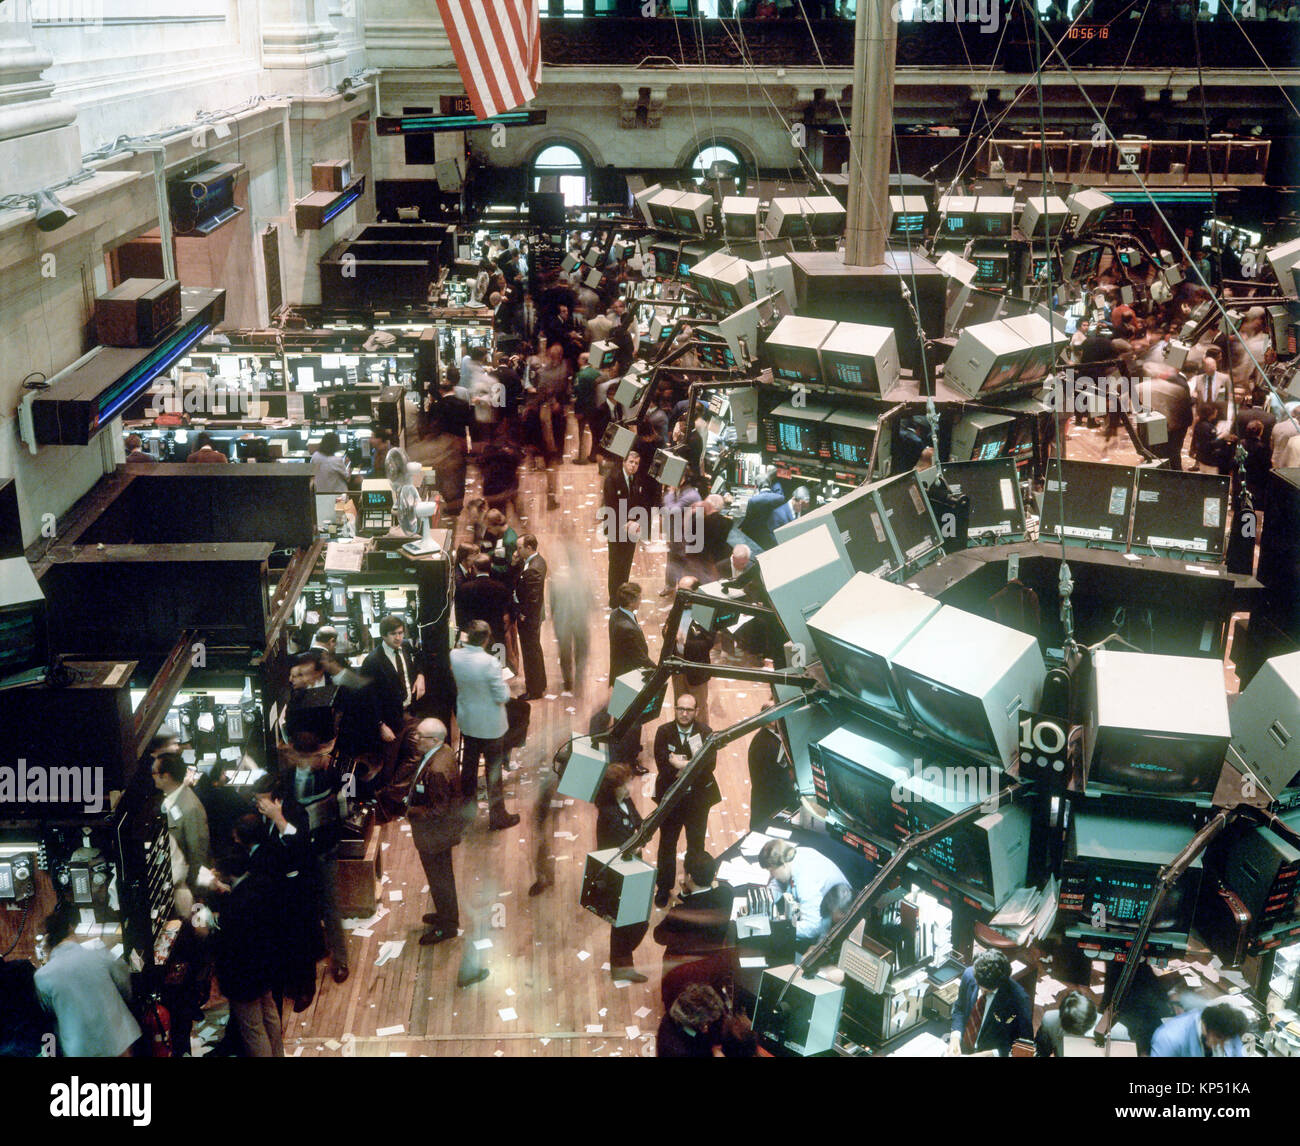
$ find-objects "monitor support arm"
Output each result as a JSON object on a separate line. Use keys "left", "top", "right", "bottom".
{"left": 1095, "top": 806, "right": 1240, "bottom": 1040}
{"left": 788, "top": 781, "right": 1024, "bottom": 990}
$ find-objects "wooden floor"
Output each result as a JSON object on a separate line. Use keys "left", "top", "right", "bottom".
{"left": 241, "top": 418, "right": 1219, "bottom": 1059}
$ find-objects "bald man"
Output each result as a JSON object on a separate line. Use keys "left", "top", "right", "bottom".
{"left": 392, "top": 718, "right": 468, "bottom": 945}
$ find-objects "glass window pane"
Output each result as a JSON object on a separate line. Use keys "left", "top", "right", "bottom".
{"left": 535, "top": 144, "right": 584, "bottom": 169}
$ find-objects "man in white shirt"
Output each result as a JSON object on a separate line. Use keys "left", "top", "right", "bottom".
{"left": 757, "top": 839, "right": 851, "bottom": 947}
{"left": 35, "top": 903, "right": 141, "bottom": 1057}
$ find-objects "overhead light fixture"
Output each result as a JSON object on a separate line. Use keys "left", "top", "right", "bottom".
{"left": 33, "top": 189, "right": 75, "bottom": 232}
{"left": 338, "top": 77, "right": 357, "bottom": 102}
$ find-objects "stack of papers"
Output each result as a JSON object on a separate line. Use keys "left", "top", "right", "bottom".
{"left": 987, "top": 876, "right": 1058, "bottom": 946}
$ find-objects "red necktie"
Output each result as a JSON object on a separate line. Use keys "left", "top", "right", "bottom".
{"left": 963, "top": 992, "right": 987, "bottom": 1054}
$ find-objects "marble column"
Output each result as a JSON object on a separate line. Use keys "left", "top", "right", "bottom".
{"left": 0, "top": 0, "right": 81, "bottom": 196}
{"left": 261, "top": 0, "right": 347, "bottom": 96}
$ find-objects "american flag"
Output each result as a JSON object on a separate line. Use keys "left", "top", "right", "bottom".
{"left": 434, "top": 0, "right": 542, "bottom": 121}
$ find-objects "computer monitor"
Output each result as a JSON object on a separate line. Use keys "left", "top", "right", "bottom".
{"left": 676, "top": 241, "right": 713, "bottom": 280}
{"left": 818, "top": 322, "right": 899, "bottom": 396}
{"left": 802, "top": 194, "right": 847, "bottom": 237}
{"left": 651, "top": 240, "right": 681, "bottom": 277}
{"left": 972, "top": 251, "right": 1010, "bottom": 288}
{"left": 756, "top": 523, "right": 854, "bottom": 655}
{"left": 822, "top": 409, "right": 883, "bottom": 471}
{"left": 1039, "top": 459, "right": 1136, "bottom": 548}
{"left": 871, "top": 471, "right": 944, "bottom": 572}
{"left": 764, "top": 315, "right": 836, "bottom": 387}
{"left": 1062, "top": 812, "right": 1202, "bottom": 934}
{"left": 589, "top": 339, "right": 618, "bottom": 370}
{"left": 688, "top": 250, "right": 741, "bottom": 307}
{"left": 717, "top": 291, "right": 791, "bottom": 367}
{"left": 950, "top": 411, "right": 1015, "bottom": 463}
{"left": 1129, "top": 468, "right": 1231, "bottom": 561}
{"left": 632, "top": 181, "right": 664, "bottom": 226}
{"left": 895, "top": 771, "right": 1031, "bottom": 907}
{"left": 1027, "top": 251, "right": 1063, "bottom": 286}
{"left": 807, "top": 573, "right": 942, "bottom": 721}
{"left": 889, "top": 194, "right": 929, "bottom": 238}
{"left": 811, "top": 721, "right": 918, "bottom": 839}
{"left": 937, "top": 458, "right": 1025, "bottom": 540}
{"left": 671, "top": 191, "right": 714, "bottom": 236}
{"left": 1085, "top": 650, "right": 1231, "bottom": 794}
{"left": 1063, "top": 243, "right": 1104, "bottom": 282}
{"left": 974, "top": 195, "right": 1014, "bottom": 238}
{"left": 746, "top": 256, "right": 797, "bottom": 309}
{"left": 722, "top": 196, "right": 760, "bottom": 239}
{"left": 765, "top": 400, "right": 831, "bottom": 459}
{"left": 1017, "top": 194, "right": 1068, "bottom": 239}
{"left": 647, "top": 188, "right": 687, "bottom": 230}
{"left": 943, "top": 319, "right": 1032, "bottom": 400}
{"left": 764, "top": 197, "right": 810, "bottom": 240}
{"left": 1065, "top": 189, "right": 1113, "bottom": 235}
{"left": 0, "top": 557, "right": 47, "bottom": 684}
{"left": 890, "top": 605, "right": 1046, "bottom": 769}
{"left": 938, "top": 194, "right": 976, "bottom": 238}
{"left": 753, "top": 965, "right": 845, "bottom": 1056}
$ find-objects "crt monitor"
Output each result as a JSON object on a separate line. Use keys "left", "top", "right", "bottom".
{"left": 890, "top": 605, "right": 1045, "bottom": 769}
{"left": 871, "top": 471, "right": 943, "bottom": 571}
{"left": 812, "top": 721, "right": 916, "bottom": 839}
{"left": 1039, "top": 459, "right": 1137, "bottom": 547}
{"left": 894, "top": 771, "right": 1031, "bottom": 906}
{"left": 972, "top": 420, "right": 1014, "bottom": 461}
{"left": 938, "top": 458, "right": 1026, "bottom": 540}
{"left": 764, "top": 315, "right": 835, "bottom": 387}
{"left": 1129, "top": 468, "right": 1231, "bottom": 560}
{"left": 806, "top": 573, "right": 941, "bottom": 722}
{"left": 823, "top": 410, "right": 879, "bottom": 470}
{"left": 1063, "top": 243, "right": 1103, "bottom": 281}
{"left": 818, "top": 322, "right": 900, "bottom": 396}
{"left": 0, "top": 557, "right": 47, "bottom": 682}
{"left": 651, "top": 241, "right": 680, "bottom": 277}
{"left": 1063, "top": 812, "right": 1201, "bottom": 934}
{"left": 972, "top": 252, "right": 1010, "bottom": 288}
{"left": 765, "top": 400, "right": 830, "bottom": 459}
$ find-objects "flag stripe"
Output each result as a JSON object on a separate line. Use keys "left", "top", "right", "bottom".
{"left": 435, "top": 0, "right": 540, "bottom": 121}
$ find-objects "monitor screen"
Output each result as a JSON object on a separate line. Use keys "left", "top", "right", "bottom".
{"left": 822, "top": 353, "right": 875, "bottom": 391}
{"left": 1069, "top": 862, "right": 1196, "bottom": 932}
{"left": 980, "top": 213, "right": 1012, "bottom": 237}
{"left": 1014, "top": 343, "right": 1057, "bottom": 390}
{"left": 1031, "top": 255, "right": 1062, "bottom": 283}
{"left": 1130, "top": 468, "right": 1230, "bottom": 558}
{"left": 1067, "top": 245, "right": 1102, "bottom": 280}
{"left": 900, "top": 799, "right": 995, "bottom": 896}
{"left": 874, "top": 476, "right": 940, "bottom": 569}
{"left": 815, "top": 733, "right": 912, "bottom": 838}
{"left": 943, "top": 216, "right": 969, "bottom": 237}
{"left": 1040, "top": 459, "right": 1136, "bottom": 545}
{"left": 1090, "top": 729, "right": 1226, "bottom": 794}
{"left": 726, "top": 214, "right": 758, "bottom": 239}
{"left": 671, "top": 207, "right": 699, "bottom": 234}
{"left": 979, "top": 351, "right": 1027, "bottom": 395}
{"left": 973, "top": 254, "right": 1009, "bottom": 286}
{"left": 652, "top": 245, "right": 679, "bottom": 276}
{"left": 828, "top": 426, "right": 875, "bottom": 469}
{"left": 716, "top": 284, "right": 741, "bottom": 309}
{"left": 972, "top": 422, "right": 1013, "bottom": 461}
{"left": 893, "top": 667, "right": 999, "bottom": 759}
{"left": 810, "top": 631, "right": 905, "bottom": 719}
{"left": 768, "top": 416, "right": 823, "bottom": 459}
{"left": 0, "top": 601, "right": 47, "bottom": 679}
{"left": 768, "top": 346, "right": 823, "bottom": 387}
{"left": 694, "top": 277, "right": 720, "bottom": 306}
{"left": 892, "top": 213, "right": 927, "bottom": 236}
{"left": 939, "top": 459, "right": 1024, "bottom": 538}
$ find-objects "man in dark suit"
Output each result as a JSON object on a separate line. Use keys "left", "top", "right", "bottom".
{"left": 208, "top": 850, "right": 283, "bottom": 1056}
{"left": 652, "top": 850, "right": 734, "bottom": 958}
{"left": 589, "top": 392, "right": 625, "bottom": 472}
{"left": 455, "top": 554, "right": 514, "bottom": 653}
{"left": 514, "top": 533, "right": 548, "bottom": 699}
{"left": 609, "top": 581, "right": 653, "bottom": 682}
{"left": 360, "top": 614, "right": 425, "bottom": 749}
{"left": 948, "top": 950, "right": 1033, "bottom": 1056}
{"left": 602, "top": 451, "right": 642, "bottom": 605}
{"left": 651, "top": 693, "right": 719, "bottom": 907}
{"left": 747, "top": 713, "right": 797, "bottom": 831}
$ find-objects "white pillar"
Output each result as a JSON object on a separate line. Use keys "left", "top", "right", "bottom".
{"left": 0, "top": 0, "right": 80, "bottom": 195}
{"left": 261, "top": 0, "right": 347, "bottom": 96}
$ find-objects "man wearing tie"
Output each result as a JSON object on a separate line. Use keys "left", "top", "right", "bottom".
{"left": 651, "top": 694, "right": 719, "bottom": 907}
{"left": 948, "top": 950, "right": 1032, "bottom": 1056}
{"left": 514, "top": 534, "right": 548, "bottom": 700}
{"left": 361, "top": 615, "right": 425, "bottom": 751}
{"left": 602, "top": 451, "right": 642, "bottom": 607}
{"left": 450, "top": 621, "right": 520, "bottom": 831}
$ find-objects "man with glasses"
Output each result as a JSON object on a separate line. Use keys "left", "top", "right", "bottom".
{"left": 391, "top": 718, "right": 470, "bottom": 947}
{"left": 651, "top": 695, "right": 719, "bottom": 907}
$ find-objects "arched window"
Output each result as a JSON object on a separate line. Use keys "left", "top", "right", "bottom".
{"left": 533, "top": 144, "right": 587, "bottom": 209}
{"left": 690, "top": 143, "right": 745, "bottom": 190}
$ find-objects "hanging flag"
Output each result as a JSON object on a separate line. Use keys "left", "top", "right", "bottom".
{"left": 434, "top": 0, "right": 542, "bottom": 121}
